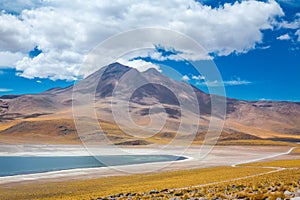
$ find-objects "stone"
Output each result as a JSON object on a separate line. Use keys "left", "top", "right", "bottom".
{"left": 160, "top": 189, "right": 168, "bottom": 193}
{"left": 149, "top": 190, "right": 159, "bottom": 194}
{"left": 116, "top": 193, "right": 124, "bottom": 197}
{"left": 284, "top": 190, "right": 294, "bottom": 196}
{"left": 125, "top": 192, "right": 131, "bottom": 196}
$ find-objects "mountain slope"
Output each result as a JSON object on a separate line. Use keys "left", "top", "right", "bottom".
{"left": 0, "top": 62, "right": 299, "bottom": 144}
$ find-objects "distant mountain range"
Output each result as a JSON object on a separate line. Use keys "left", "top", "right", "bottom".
{"left": 0, "top": 62, "right": 299, "bottom": 144}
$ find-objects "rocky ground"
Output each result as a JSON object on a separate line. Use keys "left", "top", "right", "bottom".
{"left": 94, "top": 179, "right": 300, "bottom": 200}
{"left": 97, "top": 183, "right": 300, "bottom": 200}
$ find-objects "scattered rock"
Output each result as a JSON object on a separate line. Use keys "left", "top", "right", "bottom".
{"left": 174, "top": 192, "right": 183, "bottom": 196}
{"left": 160, "top": 188, "right": 169, "bottom": 193}
{"left": 95, "top": 178, "right": 300, "bottom": 200}
{"left": 125, "top": 192, "right": 131, "bottom": 197}
{"left": 284, "top": 190, "right": 294, "bottom": 196}
{"left": 149, "top": 190, "right": 159, "bottom": 194}
{"left": 116, "top": 193, "right": 124, "bottom": 197}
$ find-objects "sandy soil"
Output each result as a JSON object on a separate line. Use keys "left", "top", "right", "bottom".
{"left": 0, "top": 144, "right": 294, "bottom": 186}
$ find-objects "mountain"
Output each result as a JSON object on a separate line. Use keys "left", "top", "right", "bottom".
{"left": 0, "top": 62, "right": 299, "bottom": 144}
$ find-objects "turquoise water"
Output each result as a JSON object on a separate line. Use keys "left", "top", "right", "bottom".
{"left": 0, "top": 155, "right": 186, "bottom": 177}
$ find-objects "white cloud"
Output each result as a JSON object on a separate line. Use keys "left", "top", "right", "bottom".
{"left": 180, "top": 74, "right": 205, "bottom": 81}
{"left": 15, "top": 51, "right": 82, "bottom": 80}
{"left": 0, "top": 13, "right": 34, "bottom": 53}
{"left": 181, "top": 74, "right": 206, "bottom": 82}
{"left": 36, "top": 80, "right": 42, "bottom": 83}
{"left": 277, "top": 33, "right": 292, "bottom": 40}
{"left": 280, "top": 18, "right": 300, "bottom": 29}
{"left": 0, "top": 0, "right": 284, "bottom": 80}
{"left": 117, "top": 58, "right": 161, "bottom": 72}
{"left": 191, "top": 75, "right": 205, "bottom": 80}
{"left": 279, "top": 13, "right": 300, "bottom": 42}
{"left": 276, "top": 0, "right": 300, "bottom": 7}
{"left": 182, "top": 75, "right": 190, "bottom": 81}
{"left": 166, "top": 52, "right": 212, "bottom": 61}
{"left": 0, "top": 0, "right": 43, "bottom": 13}
{"left": 295, "top": 30, "right": 300, "bottom": 41}
{"left": 259, "top": 98, "right": 271, "bottom": 101}
{"left": 223, "top": 79, "right": 252, "bottom": 86}
{"left": 0, "top": 88, "right": 13, "bottom": 92}
{"left": 130, "top": 47, "right": 212, "bottom": 62}
{"left": 148, "top": 51, "right": 165, "bottom": 61}
{"left": 0, "top": 51, "right": 25, "bottom": 68}
{"left": 258, "top": 45, "right": 271, "bottom": 50}
{"left": 196, "top": 77, "right": 252, "bottom": 87}
{"left": 280, "top": 13, "right": 300, "bottom": 29}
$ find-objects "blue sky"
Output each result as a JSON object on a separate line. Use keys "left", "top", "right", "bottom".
{"left": 0, "top": 0, "right": 299, "bottom": 101}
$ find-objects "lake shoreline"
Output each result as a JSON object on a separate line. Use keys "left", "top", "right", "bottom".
{"left": 0, "top": 144, "right": 295, "bottom": 186}
{"left": 0, "top": 155, "right": 188, "bottom": 177}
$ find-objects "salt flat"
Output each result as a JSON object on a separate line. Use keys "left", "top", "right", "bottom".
{"left": 0, "top": 144, "right": 293, "bottom": 185}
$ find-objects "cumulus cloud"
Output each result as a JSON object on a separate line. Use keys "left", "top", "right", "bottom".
{"left": 279, "top": 13, "right": 300, "bottom": 42}
{"left": 196, "top": 77, "right": 252, "bottom": 87}
{"left": 0, "top": 51, "right": 24, "bottom": 68}
{"left": 277, "top": 33, "right": 292, "bottom": 40}
{"left": 15, "top": 51, "right": 82, "bottom": 80}
{"left": 117, "top": 58, "right": 161, "bottom": 72}
{"left": 181, "top": 74, "right": 205, "bottom": 81}
{"left": 0, "top": 0, "right": 285, "bottom": 80}
{"left": 0, "top": 88, "right": 13, "bottom": 92}
{"left": 280, "top": 16, "right": 300, "bottom": 29}
{"left": 223, "top": 79, "right": 252, "bottom": 86}
{"left": 182, "top": 75, "right": 190, "bottom": 81}
{"left": 258, "top": 45, "right": 271, "bottom": 50}
{"left": 295, "top": 30, "right": 300, "bottom": 41}
{"left": 132, "top": 46, "right": 212, "bottom": 62}
{"left": 0, "top": 0, "right": 43, "bottom": 13}
{"left": 0, "top": 13, "right": 34, "bottom": 52}
{"left": 191, "top": 75, "right": 206, "bottom": 80}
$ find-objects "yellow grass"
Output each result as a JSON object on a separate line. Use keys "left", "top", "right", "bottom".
{"left": 291, "top": 147, "right": 300, "bottom": 154}
{"left": 241, "top": 159, "right": 300, "bottom": 168}
{"left": 1, "top": 118, "right": 300, "bottom": 147}
{"left": 0, "top": 166, "right": 272, "bottom": 200}
{"left": 191, "top": 168, "right": 300, "bottom": 200}
{"left": 216, "top": 139, "right": 299, "bottom": 146}
{"left": 0, "top": 120, "right": 20, "bottom": 132}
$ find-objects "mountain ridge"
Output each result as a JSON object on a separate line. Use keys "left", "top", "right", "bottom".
{"left": 0, "top": 62, "right": 299, "bottom": 144}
